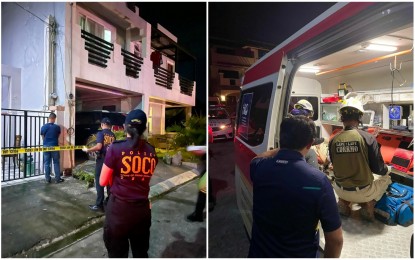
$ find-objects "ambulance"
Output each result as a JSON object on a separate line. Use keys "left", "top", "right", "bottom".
{"left": 234, "top": 2, "right": 413, "bottom": 254}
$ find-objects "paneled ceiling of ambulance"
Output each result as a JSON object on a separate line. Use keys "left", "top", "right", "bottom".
{"left": 297, "top": 26, "right": 413, "bottom": 80}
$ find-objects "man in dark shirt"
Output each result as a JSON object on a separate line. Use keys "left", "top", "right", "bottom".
{"left": 83, "top": 117, "right": 115, "bottom": 211}
{"left": 41, "top": 112, "right": 64, "bottom": 183}
{"left": 249, "top": 116, "right": 343, "bottom": 258}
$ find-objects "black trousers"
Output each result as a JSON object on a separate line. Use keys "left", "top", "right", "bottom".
{"left": 95, "top": 157, "right": 110, "bottom": 207}
{"left": 103, "top": 196, "right": 151, "bottom": 258}
{"left": 194, "top": 191, "right": 206, "bottom": 218}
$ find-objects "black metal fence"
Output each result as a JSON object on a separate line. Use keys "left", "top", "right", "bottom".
{"left": 1, "top": 109, "right": 50, "bottom": 182}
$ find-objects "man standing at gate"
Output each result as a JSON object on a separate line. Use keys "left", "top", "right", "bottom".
{"left": 41, "top": 112, "right": 64, "bottom": 184}
{"left": 83, "top": 117, "right": 115, "bottom": 211}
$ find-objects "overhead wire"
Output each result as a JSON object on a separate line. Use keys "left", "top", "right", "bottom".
{"left": 14, "top": 2, "right": 50, "bottom": 26}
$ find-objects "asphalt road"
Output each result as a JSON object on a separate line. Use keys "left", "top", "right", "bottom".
{"left": 208, "top": 140, "right": 250, "bottom": 258}
{"left": 48, "top": 179, "right": 206, "bottom": 258}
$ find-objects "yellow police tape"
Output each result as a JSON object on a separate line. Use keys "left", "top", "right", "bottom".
{"left": 1, "top": 145, "right": 87, "bottom": 156}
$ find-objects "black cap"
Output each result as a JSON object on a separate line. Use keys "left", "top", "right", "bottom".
{"left": 101, "top": 117, "right": 111, "bottom": 125}
{"left": 125, "top": 109, "right": 147, "bottom": 127}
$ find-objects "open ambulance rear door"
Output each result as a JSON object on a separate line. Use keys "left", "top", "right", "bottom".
{"left": 234, "top": 2, "right": 413, "bottom": 237}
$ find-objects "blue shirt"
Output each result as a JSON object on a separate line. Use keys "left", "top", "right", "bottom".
{"left": 96, "top": 128, "right": 115, "bottom": 155}
{"left": 40, "top": 123, "right": 61, "bottom": 147}
{"left": 248, "top": 149, "right": 341, "bottom": 258}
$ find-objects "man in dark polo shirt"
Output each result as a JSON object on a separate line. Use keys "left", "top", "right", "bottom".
{"left": 83, "top": 117, "right": 116, "bottom": 211}
{"left": 41, "top": 112, "right": 64, "bottom": 183}
{"left": 249, "top": 116, "right": 343, "bottom": 258}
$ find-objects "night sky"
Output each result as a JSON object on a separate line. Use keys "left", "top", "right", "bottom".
{"left": 135, "top": 2, "right": 206, "bottom": 115}
{"left": 209, "top": 2, "right": 336, "bottom": 46}
{"left": 135, "top": 2, "right": 336, "bottom": 116}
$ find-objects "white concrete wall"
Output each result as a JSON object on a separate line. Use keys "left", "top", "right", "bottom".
{"left": 2, "top": 3, "right": 72, "bottom": 171}
{"left": 1, "top": 65, "right": 22, "bottom": 109}
{"left": 2, "top": 2, "right": 66, "bottom": 110}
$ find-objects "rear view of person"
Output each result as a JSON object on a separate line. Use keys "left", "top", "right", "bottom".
{"left": 82, "top": 117, "right": 115, "bottom": 211}
{"left": 249, "top": 116, "right": 343, "bottom": 258}
{"left": 41, "top": 112, "right": 64, "bottom": 184}
{"left": 329, "top": 95, "right": 391, "bottom": 221}
{"left": 100, "top": 109, "right": 158, "bottom": 257}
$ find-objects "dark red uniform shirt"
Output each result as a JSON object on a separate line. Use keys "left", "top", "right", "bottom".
{"left": 104, "top": 138, "right": 158, "bottom": 201}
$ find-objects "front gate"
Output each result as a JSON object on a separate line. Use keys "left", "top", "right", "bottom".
{"left": 1, "top": 109, "right": 50, "bottom": 182}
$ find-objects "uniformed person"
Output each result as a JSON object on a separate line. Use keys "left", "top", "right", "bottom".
{"left": 290, "top": 99, "right": 324, "bottom": 169}
{"left": 100, "top": 109, "right": 158, "bottom": 258}
{"left": 329, "top": 95, "right": 391, "bottom": 221}
{"left": 82, "top": 117, "right": 115, "bottom": 211}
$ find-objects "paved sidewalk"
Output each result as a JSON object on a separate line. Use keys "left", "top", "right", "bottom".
{"left": 48, "top": 179, "right": 206, "bottom": 258}
{"left": 318, "top": 195, "right": 413, "bottom": 258}
{"left": 1, "top": 161, "right": 199, "bottom": 258}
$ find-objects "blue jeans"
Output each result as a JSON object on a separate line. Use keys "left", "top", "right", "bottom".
{"left": 44, "top": 151, "right": 60, "bottom": 181}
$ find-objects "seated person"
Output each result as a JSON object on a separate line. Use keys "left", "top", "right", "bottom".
{"left": 328, "top": 95, "right": 391, "bottom": 221}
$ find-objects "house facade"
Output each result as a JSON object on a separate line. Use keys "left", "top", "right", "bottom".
{"left": 209, "top": 41, "right": 269, "bottom": 112}
{"left": 2, "top": 2, "right": 196, "bottom": 173}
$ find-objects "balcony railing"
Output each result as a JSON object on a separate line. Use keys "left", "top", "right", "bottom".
{"left": 121, "top": 49, "right": 144, "bottom": 79}
{"left": 179, "top": 76, "right": 194, "bottom": 96}
{"left": 81, "top": 29, "right": 114, "bottom": 68}
{"left": 154, "top": 66, "right": 175, "bottom": 90}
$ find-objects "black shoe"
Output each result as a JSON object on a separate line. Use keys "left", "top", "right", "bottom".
{"left": 186, "top": 212, "right": 203, "bottom": 222}
{"left": 55, "top": 178, "right": 65, "bottom": 184}
{"left": 89, "top": 205, "right": 104, "bottom": 212}
{"left": 45, "top": 178, "right": 51, "bottom": 184}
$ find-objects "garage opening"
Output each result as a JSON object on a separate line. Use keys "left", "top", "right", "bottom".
{"left": 75, "top": 81, "right": 141, "bottom": 163}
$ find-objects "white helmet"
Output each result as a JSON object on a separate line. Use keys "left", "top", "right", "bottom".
{"left": 339, "top": 96, "right": 364, "bottom": 114}
{"left": 294, "top": 99, "right": 314, "bottom": 116}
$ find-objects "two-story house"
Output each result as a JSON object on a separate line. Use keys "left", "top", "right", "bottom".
{"left": 2, "top": 2, "right": 197, "bottom": 179}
